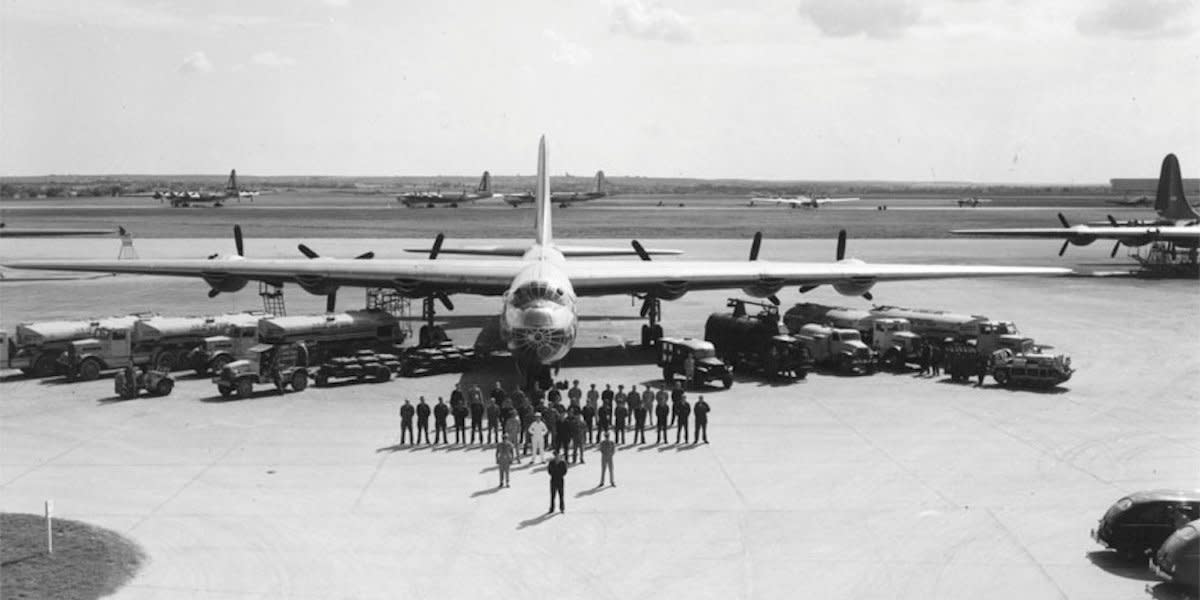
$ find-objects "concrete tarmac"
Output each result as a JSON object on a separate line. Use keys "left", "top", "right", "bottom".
{"left": 1, "top": 238, "right": 1197, "bottom": 599}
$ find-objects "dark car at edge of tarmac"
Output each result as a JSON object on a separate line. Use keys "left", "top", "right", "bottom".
{"left": 1151, "top": 518, "right": 1200, "bottom": 590}
{"left": 1092, "top": 489, "right": 1200, "bottom": 561}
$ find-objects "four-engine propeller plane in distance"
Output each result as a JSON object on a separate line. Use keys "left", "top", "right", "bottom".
{"left": 952, "top": 154, "right": 1199, "bottom": 266}
{"left": 748, "top": 194, "right": 861, "bottom": 209}
{"left": 156, "top": 169, "right": 248, "bottom": 207}
{"left": 503, "top": 170, "right": 607, "bottom": 208}
{"left": 0, "top": 223, "right": 117, "bottom": 238}
{"left": 398, "top": 172, "right": 495, "bottom": 208}
{"left": 4, "top": 137, "right": 1072, "bottom": 389}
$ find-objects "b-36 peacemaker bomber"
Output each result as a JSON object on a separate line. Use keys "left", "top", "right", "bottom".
{"left": 5, "top": 137, "right": 1071, "bottom": 389}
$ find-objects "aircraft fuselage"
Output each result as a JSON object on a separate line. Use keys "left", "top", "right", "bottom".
{"left": 498, "top": 245, "right": 578, "bottom": 368}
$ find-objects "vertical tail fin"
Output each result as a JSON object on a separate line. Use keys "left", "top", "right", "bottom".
{"left": 226, "top": 169, "right": 238, "bottom": 192}
{"left": 535, "top": 137, "right": 552, "bottom": 247}
{"left": 594, "top": 170, "right": 606, "bottom": 194}
{"left": 478, "top": 171, "right": 492, "bottom": 194}
{"left": 1155, "top": 154, "right": 1198, "bottom": 221}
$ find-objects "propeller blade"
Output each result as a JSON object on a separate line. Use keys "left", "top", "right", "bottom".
{"left": 207, "top": 288, "right": 221, "bottom": 298}
{"left": 836, "top": 230, "right": 847, "bottom": 261}
{"left": 862, "top": 292, "right": 873, "bottom": 301}
{"left": 631, "top": 240, "right": 651, "bottom": 261}
{"left": 298, "top": 244, "right": 319, "bottom": 259}
{"left": 749, "top": 232, "right": 763, "bottom": 261}
{"left": 768, "top": 294, "right": 781, "bottom": 306}
{"left": 118, "top": 226, "right": 128, "bottom": 236}
{"left": 1110, "top": 241, "right": 1120, "bottom": 258}
{"left": 798, "top": 284, "right": 819, "bottom": 293}
{"left": 1107, "top": 215, "right": 1119, "bottom": 227}
{"left": 436, "top": 292, "right": 454, "bottom": 311}
{"left": 207, "top": 253, "right": 219, "bottom": 259}
{"left": 429, "top": 233, "right": 444, "bottom": 260}
{"left": 1057, "top": 213, "right": 1070, "bottom": 228}
{"left": 1058, "top": 240, "right": 1070, "bottom": 257}
{"left": 326, "top": 291, "right": 337, "bottom": 313}
{"left": 234, "top": 225, "right": 244, "bottom": 256}
{"left": 355, "top": 251, "right": 375, "bottom": 260}
{"left": 639, "top": 298, "right": 652, "bottom": 317}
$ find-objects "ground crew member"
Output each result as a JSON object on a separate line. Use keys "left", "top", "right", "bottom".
{"left": 495, "top": 434, "right": 516, "bottom": 488}
{"left": 920, "top": 345, "right": 932, "bottom": 376}
{"left": 601, "top": 383, "right": 614, "bottom": 404}
{"left": 548, "top": 385, "right": 562, "bottom": 405}
{"left": 547, "top": 450, "right": 568, "bottom": 513}
{"left": 416, "top": 396, "right": 431, "bottom": 445}
{"left": 519, "top": 404, "right": 535, "bottom": 454}
{"left": 399, "top": 399, "right": 415, "bottom": 445}
{"left": 556, "top": 411, "right": 574, "bottom": 458}
{"left": 632, "top": 396, "right": 647, "bottom": 444}
{"left": 930, "top": 345, "right": 942, "bottom": 377}
{"left": 490, "top": 380, "right": 507, "bottom": 408}
{"left": 568, "top": 380, "right": 582, "bottom": 410}
{"left": 469, "top": 390, "right": 485, "bottom": 444}
{"left": 683, "top": 353, "right": 695, "bottom": 386}
{"left": 433, "top": 397, "right": 450, "bottom": 445}
{"left": 512, "top": 386, "right": 529, "bottom": 414}
{"left": 614, "top": 384, "right": 627, "bottom": 417}
{"left": 450, "top": 383, "right": 465, "bottom": 409}
{"left": 655, "top": 397, "right": 670, "bottom": 444}
{"left": 597, "top": 396, "right": 613, "bottom": 435}
{"left": 582, "top": 400, "right": 596, "bottom": 443}
{"left": 675, "top": 395, "right": 691, "bottom": 444}
{"left": 543, "top": 404, "right": 561, "bottom": 450}
{"left": 670, "top": 383, "right": 684, "bottom": 426}
{"left": 613, "top": 397, "right": 628, "bottom": 444}
{"left": 586, "top": 383, "right": 599, "bottom": 409}
{"left": 598, "top": 431, "right": 616, "bottom": 487}
{"left": 641, "top": 386, "right": 655, "bottom": 429}
{"left": 504, "top": 413, "right": 522, "bottom": 463}
{"left": 485, "top": 397, "right": 501, "bottom": 443}
{"left": 693, "top": 395, "right": 710, "bottom": 444}
{"left": 976, "top": 354, "right": 990, "bottom": 386}
{"left": 571, "top": 413, "right": 587, "bottom": 463}
{"left": 452, "top": 399, "right": 468, "bottom": 444}
{"left": 528, "top": 413, "right": 548, "bottom": 462}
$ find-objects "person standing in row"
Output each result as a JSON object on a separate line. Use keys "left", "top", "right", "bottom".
{"left": 452, "top": 399, "right": 469, "bottom": 444}
{"left": 568, "top": 380, "right": 582, "bottom": 413}
{"left": 485, "top": 397, "right": 501, "bottom": 443}
{"left": 556, "top": 410, "right": 574, "bottom": 458}
{"left": 597, "top": 431, "right": 616, "bottom": 487}
{"left": 490, "top": 381, "right": 507, "bottom": 407}
{"left": 547, "top": 450, "right": 568, "bottom": 513}
{"left": 641, "top": 386, "right": 655, "bottom": 430}
{"left": 449, "top": 383, "right": 465, "bottom": 410}
{"left": 504, "top": 413, "right": 522, "bottom": 463}
{"left": 693, "top": 395, "right": 710, "bottom": 444}
{"left": 544, "top": 403, "right": 561, "bottom": 450}
{"left": 675, "top": 395, "right": 691, "bottom": 444}
{"left": 601, "top": 383, "right": 615, "bottom": 405}
{"left": 632, "top": 396, "right": 647, "bottom": 444}
{"left": 416, "top": 396, "right": 431, "bottom": 445}
{"left": 670, "top": 383, "right": 684, "bottom": 426}
{"left": 495, "top": 433, "right": 516, "bottom": 488}
{"left": 930, "top": 345, "right": 942, "bottom": 377}
{"left": 613, "top": 396, "right": 628, "bottom": 444}
{"left": 571, "top": 413, "right": 587, "bottom": 463}
{"left": 547, "top": 385, "right": 562, "bottom": 405}
{"left": 399, "top": 399, "right": 415, "bottom": 445}
{"left": 468, "top": 388, "right": 485, "bottom": 444}
{"left": 581, "top": 399, "right": 596, "bottom": 444}
{"left": 433, "top": 397, "right": 450, "bottom": 445}
{"left": 597, "top": 395, "right": 613, "bottom": 436}
{"left": 655, "top": 397, "right": 670, "bottom": 444}
{"left": 528, "top": 413, "right": 548, "bottom": 463}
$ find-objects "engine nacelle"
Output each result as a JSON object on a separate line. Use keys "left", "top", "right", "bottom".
{"left": 1117, "top": 235, "right": 1153, "bottom": 247}
{"left": 202, "top": 273, "right": 248, "bottom": 294}
{"left": 653, "top": 280, "right": 689, "bottom": 301}
{"left": 294, "top": 274, "right": 338, "bottom": 296}
{"left": 832, "top": 279, "right": 876, "bottom": 297}
{"left": 1067, "top": 235, "right": 1096, "bottom": 246}
{"left": 742, "top": 278, "right": 784, "bottom": 299}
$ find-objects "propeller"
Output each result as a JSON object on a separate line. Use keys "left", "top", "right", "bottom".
{"left": 1057, "top": 213, "right": 1070, "bottom": 228}
{"left": 295, "top": 241, "right": 375, "bottom": 312}
{"left": 631, "top": 240, "right": 651, "bottom": 261}
{"left": 836, "top": 229, "right": 847, "bottom": 261}
{"left": 429, "top": 233, "right": 444, "bottom": 260}
{"left": 1107, "top": 215, "right": 1119, "bottom": 227}
{"left": 746, "top": 232, "right": 780, "bottom": 305}
{"left": 434, "top": 292, "right": 454, "bottom": 311}
{"left": 1058, "top": 240, "right": 1071, "bottom": 257}
{"left": 208, "top": 224, "right": 245, "bottom": 260}
{"left": 1110, "top": 241, "right": 1121, "bottom": 258}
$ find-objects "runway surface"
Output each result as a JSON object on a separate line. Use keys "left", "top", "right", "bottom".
{"left": 1, "top": 237, "right": 1197, "bottom": 599}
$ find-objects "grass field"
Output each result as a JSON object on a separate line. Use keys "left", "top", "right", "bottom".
{"left": 0, "top": 513, "right": 145, "bottom": 600}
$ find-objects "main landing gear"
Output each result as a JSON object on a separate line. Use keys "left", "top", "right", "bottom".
{"left": 517, "top": 362, "right": 556, "bottom": 393}
{"left": 638, "top": 295, "right": 664, "bottom": 348}
{"left": 418, "top": 296, "right": 450, "bottom": 347}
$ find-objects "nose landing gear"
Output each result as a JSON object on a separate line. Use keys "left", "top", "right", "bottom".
{"left": 638, "top": 295, "right": 664, "bottom": 348}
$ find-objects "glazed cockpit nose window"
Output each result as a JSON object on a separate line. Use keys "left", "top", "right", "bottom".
{"left": 511, "top": 282, "right": 565, "bottom": 308}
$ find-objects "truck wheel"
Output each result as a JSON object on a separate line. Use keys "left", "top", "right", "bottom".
{"left": 218, "top": 384, "right": 233, "bottom": 398}
{"left": 113, "top": 372, "right": 128, "bottom": 397}
{"left": 33, "top": 354, "right": 58, "bottom": 378}
{"left": 209, "top": 355, "right": 231, "bottom": 375}
{"left": 651, "top": 325, "right": 664, "bottom": 347}
{"left": 291, "top": 370, "right": 309, "bottom": 391}
{"left": 236, "top": 378, "right": 253, "bottom": 398}
{"left": 993, "top": 369, "right": 1010, "bottom": 387}
{"left": 315, "top": 371, "right": 329, "bottom": 387}
{"left": 722, "top": 375, "right": 733, "bottom": 389}
{"left": 154, "top": 378, "right": 174, "bottom": 397}
{"left": 78, "top": 359, "right": 102, "bottom": 382}
{"left": 154, "top": 350, "right": 178, "bottom": 372}
{"left": 374, "top": 365, "right": 392, "bottom": 382}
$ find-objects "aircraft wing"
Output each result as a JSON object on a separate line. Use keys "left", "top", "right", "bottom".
{"left": 2, "top": 257, "right": 525, "bottom": 296}
{"left": 952, "top": 226, "right": 1200, "bottom": 241}
{"left": 559, "top": 260, "right": 1071, "bottom": 296}
{"left": 401, "top": 244, "right": 682, "bottom": 257}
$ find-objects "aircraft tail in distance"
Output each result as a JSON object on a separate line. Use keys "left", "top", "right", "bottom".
{"left": 478, "top": 171, "right": 492, "bottom": 194}
{"left": 226, "top": 169, "right": 238, "bottom": 193}
{"left": 534, "top": 137, "right": 552, "bottom": 247}
{"left": 594, "top": 170, "right": 606, "bottom": 194}
{"left": 1155, "top": 154, "right": 1198, "bottom": 221}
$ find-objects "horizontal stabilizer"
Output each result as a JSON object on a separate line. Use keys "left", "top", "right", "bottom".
{"left": 402, "top": 245, "right": 683, "bottom": 257}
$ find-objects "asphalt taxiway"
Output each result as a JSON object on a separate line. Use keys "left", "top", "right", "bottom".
{"left": 1, "top": 238, "right": 1197, "bottom": 599}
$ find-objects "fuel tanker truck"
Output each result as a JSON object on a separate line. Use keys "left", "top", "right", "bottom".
{"left": 1, "top": 315, "right": 141, "bottom": 377}
{"left": 783, "top": 303, "right": 923, "bottom": 371}
{"left": 704, "top": 299, "right": 812, "bottom": 380}
{"left": 254, "top": 309, "right": 406, "bottom": 366}
{"left": 61, "top": 313, "right": 263, "bottom": 381}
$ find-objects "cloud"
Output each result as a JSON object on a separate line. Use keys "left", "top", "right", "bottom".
{"left": 179, "top": 51, "right": 214, "bottom": 74}
{"left": 544, "top": 29, "right": 593, "bottom": 65}
{"left": 610, "top": 0, "right": 696, "bottom": 43}
{"left": 797, "top": 0, "right": 922, "bottom": 39}
{"left": 251, "top": 51, "right": 297, "bottom": 68}
{"left": 1076, "top": 0, "right": 1197, "bottom": 38}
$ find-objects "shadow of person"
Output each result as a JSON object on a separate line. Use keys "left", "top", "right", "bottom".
{"left": 517, "top": 511, "right": 559, "bottom": 530}
{"left": 470, "top": 486, "right": 503, "bottom": 498}
{"left": 576, "top": 485, "right": 610, "bottom": 498}
{"left": 1085, "top": 551, "right": 1159, "bottom": 582}
{"left": 479, "top": 465, "right": 499, "bottom": 473}
{"left": 375, "top": 443, "right": 406, "bottom": 453}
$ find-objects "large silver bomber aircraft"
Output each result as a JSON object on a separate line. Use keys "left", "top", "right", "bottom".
{"left": 6, "top": 137, "right": 1071, "bottom": 387}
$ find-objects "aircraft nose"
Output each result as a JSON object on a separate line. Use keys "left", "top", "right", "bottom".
{"left": 519, "top": 307, "right": 556, "bottom": 329}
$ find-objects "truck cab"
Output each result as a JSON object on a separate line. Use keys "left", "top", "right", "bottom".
{"left": 658, "top": 337, "right": 733, "bottom": 389}
{"left": 187, "top": 324, "right": 259, "bottom": 375}
{"left": 973, "top": 321, "right": 1034, "bottom": 355}
{"left": 795, "top": 324, "right": 875, "bottom": 374}
{"left": 870, "top": 318, "right": 923, "bottom": 370}
{"left": 213, "top": 343, "right": 309, "bottom": 398}
{"left": 62, "top": 326, "right": 135, "bottom": 381}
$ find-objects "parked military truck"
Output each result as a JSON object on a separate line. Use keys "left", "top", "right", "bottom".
{"left": 658, "top": 337, "right": 733, "bottom": 389}
{"left": 62, "top": 313, "right": 262, "bottom": 381}
{"left": 185, "top": 315, "right": 268, "bottom": 375}
{"left": 793, "top": 324, "right": 876, "bottom": 374}
{"left": 704, "top": 299, "right": 811, "bottom": 380}
{"left": 1, "top": 316, "right": 141, "bottom": 377}
{"left": 213, "top": 343, "right": 309, "bottom": 398}
{"left": 783, "top": 304, "right": 922, "bottom": 371}
{"left": 256, "top": 310, "right": 405, "bottom": 365}
{"left": 990, "top": 349, "right": 1074, "bottom": 388}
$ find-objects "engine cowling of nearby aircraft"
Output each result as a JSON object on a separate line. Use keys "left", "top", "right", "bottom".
{"left": 742, "top": 278, "right": 784, "bottom": 299}
{"left": 202, "top": 273, "right": 248, "bottom": 294}
{"left": 294, "top": 274, "right": 338, "bottom": 296}
{"left": 653, "top": 280, "right": 689, "bottom": 301}
{"left": 1116, "top": 234, "right": 1153, "bottom": 247}
{"left": 1067, "top": 235, "right": 1097, "bottom": 246}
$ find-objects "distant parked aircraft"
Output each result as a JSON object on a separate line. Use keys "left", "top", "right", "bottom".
{"left": 504, "top": 170, "right": 607, "bottom": 207}
{"left": 0, "top": 223, "right": 116, "bottom": 238}
{"left": 157, "top": 169, "right": 248, "bottom": 207}
{"left": 398, "top": 172, "right": 495, "bottom": 208}
{"left": 748, "top": 194, "right": 860, "bottom": 209}
{"left": 957, "top": 197, "right": 992, "bottom": 208}
{"left": 1106, "top": 195, "right": 1152, "bottom": 207}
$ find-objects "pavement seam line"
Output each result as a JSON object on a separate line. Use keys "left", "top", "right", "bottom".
{"left": 985, "top": 507, "right": 1069, "bottom": 600}
{"left": 127, "top": 441, "right": 243, "bottom": 533}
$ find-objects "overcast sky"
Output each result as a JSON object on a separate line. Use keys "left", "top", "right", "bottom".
{"left": 2, "top": 0, "right": 1197, "bottom": 182}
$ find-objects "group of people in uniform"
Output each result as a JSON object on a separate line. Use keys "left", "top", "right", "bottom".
{"left": 398, "top": 379, "right": 713, "bottom": 511}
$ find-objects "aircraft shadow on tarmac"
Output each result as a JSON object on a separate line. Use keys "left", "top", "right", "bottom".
{"left": 1084, "top": 551, "right": 1161, "bottom": 583}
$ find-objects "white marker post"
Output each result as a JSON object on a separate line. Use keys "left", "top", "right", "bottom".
{"left": 44, "top": 500, "right": 53, "bottom": 554}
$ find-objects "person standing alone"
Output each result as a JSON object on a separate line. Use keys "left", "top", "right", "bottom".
{"left": 547, "top": 450, "right": 568, "bottom": 513}
{"left": 597, "top": 431, "right": 616, "bottom": 487}
{"left": 693, "top": 395, "right": 710, "bottom": 444}
{"left": 495, "top": 433, "right": 516, "bottom": 488}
